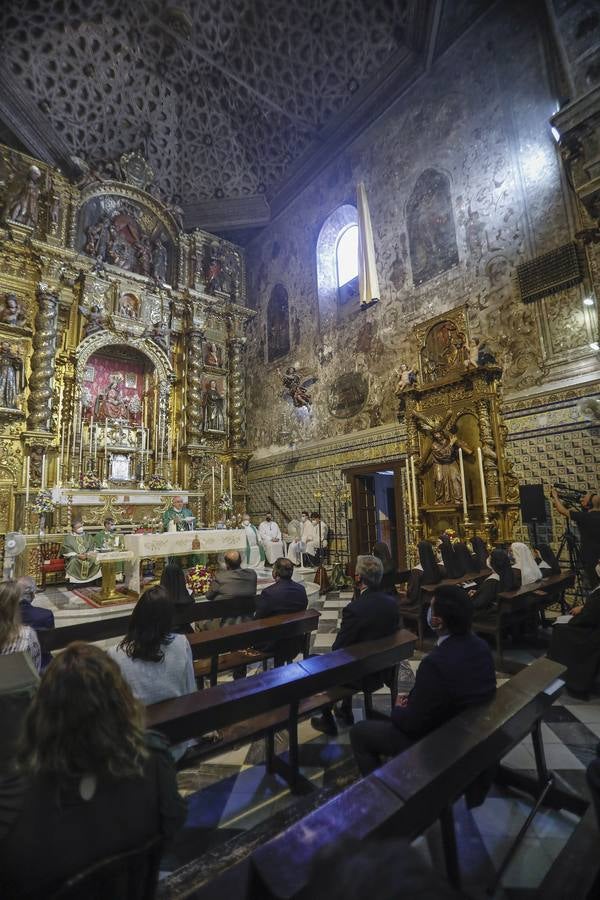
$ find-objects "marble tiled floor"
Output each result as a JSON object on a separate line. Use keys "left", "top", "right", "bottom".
{"left": 153, "top": 590, "right": 599, "bottom": 898}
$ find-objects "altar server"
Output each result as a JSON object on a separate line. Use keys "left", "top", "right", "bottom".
{"left": 259, "top": 513, "right": 284, "bottom": 565}
{"left": 287, "top": 511, "right": 313, "bottom": 566}
{"left": 306, "top": 511, "right": 328, "bottom": 565}
{"left": 61, "top": 518, "right": 100, "bottom": 584}
{"left": 242, "top": 513, "right": 265, "bottom": 567}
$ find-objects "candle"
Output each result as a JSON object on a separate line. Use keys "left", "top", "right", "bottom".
{"left": 211, "top": 466, "right": 216, "bottom": 508}
{"left": 458, "top": 447, "right": 468, "bottom": 519}
{"left": 477, "top": 446, "right": 488, "bottom": 518}
{"left": 104, "top": 422, "right": 108, "bottom": 454}
{"left": 25, "top": 456, "right": 30, "bottom": 504}
{"left": 41, "top": 453, "right": 46, "bottom": 491}
{"left": 78, "top": 413, "right": 84, "bottom": 472}
{"left": 175, "top": 434, "right": 179, "bottom": 484}
{"left": 404, "top": 461, "right": 413, "bottom": 522}
{"left": 229, "top": 465, "right": 233, "bottom": 498}
{"left": 410, "top": 455, "right": 418, "bottom": 520}
{"left": 220, "top": 464, "right": 224, "bottom": 494}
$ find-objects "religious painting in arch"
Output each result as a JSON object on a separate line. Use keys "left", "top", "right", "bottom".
{"left": 420, "top": 319, "right": 469, "bottom": 383}
{"left": 407, "top": 169, "right": 459, "bottom": 286}
{"left": 77, "top": 194, "right": 174, "bottom": 282}
{"left": 202, "top": 376, "right": 226, "bottom": 434}
{"left": 267, "top": 283, "right": 290, "bottom": 363}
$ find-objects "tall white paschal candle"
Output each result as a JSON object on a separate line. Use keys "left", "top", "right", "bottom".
{"left": 410, "top": 456, "right": 418, "bottom": 519}
{"left": 404, "top": 464, "right": 413, "bottom": 522}
{"left": 476, "top": 446, "right": 488, "bottom": 518}
{"left": 458, "top": 447, "right": 468, "bottom": 519}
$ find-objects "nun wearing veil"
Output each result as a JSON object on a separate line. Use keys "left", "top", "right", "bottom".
{"left": 510, "top": 542, "right": 543, "bottom": 587}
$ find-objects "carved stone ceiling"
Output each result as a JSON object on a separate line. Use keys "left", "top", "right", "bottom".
{"left": 0, "top": 0, "right": 494, "bottom": 218}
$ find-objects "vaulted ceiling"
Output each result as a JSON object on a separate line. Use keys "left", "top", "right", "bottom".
{"left": 0, "top": 0, "right": 494, "bottom": 232}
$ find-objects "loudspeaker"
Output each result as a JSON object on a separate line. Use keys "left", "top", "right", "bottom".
{"left": 519, "top": 484, "right": 547, "bottom": 523}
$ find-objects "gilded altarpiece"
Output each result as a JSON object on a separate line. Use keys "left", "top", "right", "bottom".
{"left": 0, "top": 144, "right": 254, "bottom": 564}
{"left": 402, "top": 306, "right": 520, "bottom": 550}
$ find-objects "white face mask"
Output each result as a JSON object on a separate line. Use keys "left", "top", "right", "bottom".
{"left": 75, "top": 527, "right": 84, "bottom": 535}
{"left": 301, "top": 515, "right": 307, "bottom": 521}
{"left": 243, "top": 519, "right": 250, "bottom": 526}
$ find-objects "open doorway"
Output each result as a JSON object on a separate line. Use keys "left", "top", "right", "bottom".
{"left": 344, "top": 463, "right": 408, "bottom": 573}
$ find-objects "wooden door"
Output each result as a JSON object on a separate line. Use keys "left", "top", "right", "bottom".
{"left": 354, "top": 474, "right": 378, "bottom": 556}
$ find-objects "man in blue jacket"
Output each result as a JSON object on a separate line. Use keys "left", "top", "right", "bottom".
{"left": 255, "top": 557, "right": 308, "bottom": 665}
{"left": 17, "top": 576, "right": 54, "bottom": 669}
{"left": 350, "top": 584, "right": 496, "bottom": 775}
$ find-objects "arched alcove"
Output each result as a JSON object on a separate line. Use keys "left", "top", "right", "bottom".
{"left": 316, "top": 203, "right": 358, "bottom": 322}
{"left": 267, "top": 283, "right": 290, "bottom": 363}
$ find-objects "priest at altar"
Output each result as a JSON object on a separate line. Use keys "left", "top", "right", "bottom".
{"left": 242, "top": 513, "right": 266, "bottom": 567}
{"left": 61, "top": 518, "right": 101, "bottom": 584}
{"left": 94, "top": 516, "right": 125, "bottom": 576}
{"left": 162, "top": 496, "right": 194, "bottom": 532}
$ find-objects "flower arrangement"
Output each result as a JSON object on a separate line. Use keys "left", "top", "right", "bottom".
{"left": 442, "top": 528, "right": 460, "bottom": 545}
{"left": 187, "top": 564, "right": 212, "bottom": 596}
{"left": 218, "top": 491, "right": 233, "bottom": 515}
{"left": 31, "top": 490, "right": 55, "bottom": 515}
{"left": 147, "top": 473, "right": 172, "bottom": 491}
{"left": 81, "top": 471, "right": 101, "bottom": 490}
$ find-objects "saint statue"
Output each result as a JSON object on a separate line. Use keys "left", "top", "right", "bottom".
{"left": 99, "top": 373, "right": 127, "bottom": 421}
{"left": 78, "top": 303, "right": 105, "bottom": 336}
{"left": 415, "top": 411, "right": 473, "bottom": 505}
{"left": 8, "top": 165, "right": 42, "bottom": 227}
{"left": 0, "top": 341, "right": 24, "bottom": 409}
{"left": 152, "top": 240, "right": 168, "bottom": 283}
{"left": 0, "top": 293, "right": 26, "bottom": 328}
{"left": 204, "top": 342, "right": 221, "bottom": 367}
{"left": 203, "top": 379, "right": 225, "bottom": 432}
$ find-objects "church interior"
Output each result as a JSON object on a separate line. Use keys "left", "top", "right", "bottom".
{"left": 1, "top": 0, "right": 600, "bottom": 897}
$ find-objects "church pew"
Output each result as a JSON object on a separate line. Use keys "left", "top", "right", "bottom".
{"left": 146, "top": 629, "right": 417, "bottom": 792}
{"left": 473, "top": 571, "right": 575, "bottom": 664}
{"left": 188, "top": 609, "right": 321, "bottom": 685}
{"left": 37, "top": 595, "right": 258, "bottom": 654}
{"left": 247, "top": 657, "right": 585, "bottom": 899}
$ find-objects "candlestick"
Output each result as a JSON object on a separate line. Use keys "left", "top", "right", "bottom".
{"left": 458, "top": 447, "right": 468, "bottom": 519}
{"left": 220, "top": 464, "right": 224, "bottom": 494}
{"left": 317, "top": 469, "right": 321, "bottom": 488}
{"left": 175, "top": 434, "right": 179, "bottom": 485}
{"left": 410, "top": 455, "right": 418, "bottom": 521}
{"left": 476, "top": 446, "right": 488, "bottom": 519}
{"left": 25, "top": 455, "right": 30, "bottom": 503}
{"left": 211, "top": 466, "right": 216, "bottom": 509}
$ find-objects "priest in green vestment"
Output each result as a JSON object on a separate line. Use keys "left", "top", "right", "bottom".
{"left": 94, "top": 516, "right": 125, "bottom": 576}
{"left": 162, "top": 496, "right": 195, "bottom": 532}
{"left": 61, "top": 518, "right": 101, "bottom": 584}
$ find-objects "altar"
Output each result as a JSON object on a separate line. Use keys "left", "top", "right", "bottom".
{"left": 122, "top": 528, "right": 247, "bottom": 594}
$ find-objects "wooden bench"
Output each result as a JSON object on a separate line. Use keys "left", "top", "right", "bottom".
{"left": 400, "top": 569, "right": 490, "bottom": 647}
{"left": 146, "top": 629, "right": 417, "bottom": 792}
{"left": 187, "top": 609, "right": 321, "bottom": 686}
{"left": 38, "top": 595, "right": 258, "bottom": 654}
{"left": 246, "top": 657, "right": 585, "bottom": 899}
{"left": 473, "top": 572, "right": 575, "bottom": 664}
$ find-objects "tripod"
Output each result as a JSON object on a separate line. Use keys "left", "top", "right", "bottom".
{"left": 556, "top": 521, "right": 586, "bottom": 606}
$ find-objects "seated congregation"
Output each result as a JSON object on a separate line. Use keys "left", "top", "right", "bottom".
{"left": 2, "top": 527, "right": 600, "bottom": 898}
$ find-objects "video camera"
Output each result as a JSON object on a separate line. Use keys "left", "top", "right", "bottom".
{"left": 552, "top": 482, "right": 586, "bottom": 508}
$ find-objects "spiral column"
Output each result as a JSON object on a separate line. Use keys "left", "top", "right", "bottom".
{"left": 186, "top": 327, "right": 204, "bottom": 446}
{"left": 228, "top": 336, "right": 246, "bottom": 448}
{"left": 27, "top": 285, "right": 59, "bottom": 433}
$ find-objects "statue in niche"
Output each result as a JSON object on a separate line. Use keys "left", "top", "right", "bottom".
{"left": 8, "top": 165, "right": 42, "bottom": 227}
{"left": 135, "top": 235, "right": 153, "bottom": 276}
{"left": 202, "top": 379, "right": 225, "bottom": 432}
{"left": 0, "top": 293, "right": 26, "bottom": 328}
{"left": 280, "top": 367, "right": 316, "bottom": 409}
{"left": 204, "top": 342, "right": 222, "bottom": 367}
{"left": 0, "top": 341, "right": 24, "bottom": 409}
{"left": 152, "top": 240, "right": 168, "bottom": 283}
{"left": 98, "top": 373, "right": 128, "bottom": 421}
{"left": 407, "top": 169, "right": 459, "bottom": 286}
{"left": 204, "top": 244, "right": 223, "bottom": 294}
{"left": 267, "top": 283, "right": 290, "bottom": 362}
{"left": 117, "top": 293, "right": 139, "bottom": 318}
{"left": 415, "top": 411, "right": 473, "bottom": 506}
{"left": 144, "top": 319, "right": 170, "bottom": 355}
{"left": 79, "top": 302, "right": 105, "bottom": 336}
{"left": 106, "top": 225, "right": 128, "bottom": 268}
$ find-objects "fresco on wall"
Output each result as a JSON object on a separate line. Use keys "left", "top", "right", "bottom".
{"left": 267, "top": 283, "right": 290, "bottom": 362}
{"left": 407, "top": 169, "right": 459, "bottom": 286}
{"left": 328, "top": 372, "right": 369, "bottom": 418}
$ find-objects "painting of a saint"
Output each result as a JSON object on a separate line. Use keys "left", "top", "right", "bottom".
{"left": 203, "top": 378, "right": 226, "bottom": 433}
{"left": 407, "top": 169, "right": 459, "bottom": 286}
{"left": 98, "top": 372, "right": 128, "bottom": 421}
{"left": 267, "top": 284, "right": 290, "bottom": 363}
{"left": 422, "top": 320, "right": 468, "bottom": 382}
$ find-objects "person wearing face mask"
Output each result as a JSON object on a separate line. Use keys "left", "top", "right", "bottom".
{"left": 305, "top": 511, "right": 328, "bottom": 566}
{"left": 350, "top": 585, "right": 496, "bottom": 775}
{"left": 60, "top": 517, "right": 101, "bottom": 584}
{"left": 549, "top": 560, "right": 600, "bottom": 697}
{"left": 241, "top": 513, "right": 265, "bottom": 567}
{"left": 94, "top": 517, "right": 125, "bottom": 579}
{"left": 287, "top": 511, "right": 312, "bottom": 567}
{"left": 258, "top": 513, "right": 284, "bottom": 565}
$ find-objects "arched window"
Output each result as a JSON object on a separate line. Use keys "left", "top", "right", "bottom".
{"left": 267, "top": 283, "right": 290, "bottom": 363}
{"left": 336, "top": 224, "right": 359, "bottom": 289}
{"left": 316, "top": 204, "right": 359, "bottom": 322}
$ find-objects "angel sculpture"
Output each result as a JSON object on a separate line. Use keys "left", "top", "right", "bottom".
{"left": 78, "top": 302, "right": 105, "bottom": 336}
{"left": 414, "top": 410, "right": 473, "bottom": 505}
{"left": 280, "top": 367, "right": 317, "bottom": 409}
{"left": 394, "top": 363, "right": 418, "bottom": 396}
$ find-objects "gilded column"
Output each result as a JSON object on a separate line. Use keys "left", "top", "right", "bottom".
{"left": 476, "top": 397, "right": 501, "bottom": 501}
{"left": 228, "top": 336, "right": 246, "bottom": 448}
{"left": 186, "top": 326, "right": 204, "bottom": 446}
{"left": 27, "top": 284, "right": 59, "bottom": 433}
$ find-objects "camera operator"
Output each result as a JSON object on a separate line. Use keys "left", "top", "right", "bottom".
{"left": 550, "top": 487, "right": 600, "bottom": 588}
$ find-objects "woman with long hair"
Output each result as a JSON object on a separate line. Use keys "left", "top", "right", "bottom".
{"left": 160, "top": 562, "right": 193, "bottom": 607}
{"left": 0, "top": 580, "right": 41, "bottom": 672}
{"left": 109, "top": 586, "right": 196, "bottom": 707}
{"left": 0, "top": 642, "right": 186, "bottom": 897}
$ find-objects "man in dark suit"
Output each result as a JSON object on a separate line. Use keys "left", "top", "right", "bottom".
{"left": 350, "top": 584, "right": 496, "bottom": 775}
{"left": 255, "top": 557, "right": 308, "bottom": 665}
{"left": 205, "top": 550, "right": 257, "bottom": 604}
{"left": 17, "top": 576, "right": 54, "bottom": 669}
{"left": 311, "top": 555, "right": 400, "bottom": 735}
